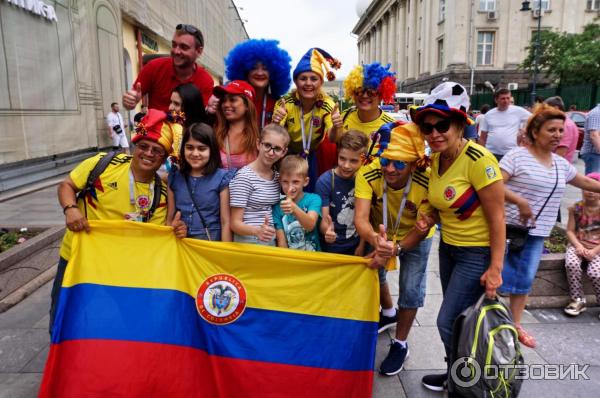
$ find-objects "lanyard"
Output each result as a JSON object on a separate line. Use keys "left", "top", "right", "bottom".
{"left": 300, "top": 106, "right": 315, "bottom": 157}
{"left": 224, "top": 136, "right": 233, "bottom": 169}
{"left": 382, "top": 174, "right": 412, "bottom": 239}
{"left": 260, "top": 95, "right": 267, "bottom": 129}
{"left": 129, "top": 170, "right": 154, "bottom": 221}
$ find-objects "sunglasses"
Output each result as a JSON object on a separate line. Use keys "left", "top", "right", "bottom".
{"left": 419, "top": 119, "right": 452, "bottom": 135}
{"left": 261, "top": 142, "right": 285, "bottom": 155}
{"left": 136, "top": 142, "right": 166, "bottom": 157}
{"left": 175, "top": 24, "right": 204, "bottom": 47}
{"left": 354, "top": 88, "right": 379, "bottom": 98}
{"left": 380, "top": 157, "right": 407, "bottom": 170}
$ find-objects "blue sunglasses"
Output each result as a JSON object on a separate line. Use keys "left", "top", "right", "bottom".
{"left": 380, "top": 157, "right": 407, "bottom": 170}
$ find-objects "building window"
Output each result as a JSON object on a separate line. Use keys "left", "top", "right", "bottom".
{"left": 477, "top": 32, "right": 494, "bottom": 65}
{"left": 587, "top": 0, "right": 600, "bottom": 10}
{"left": 439, "top": 0, "right": 445, "bottom": 21}
{"left": 532, "top": 0, "right": 550, "bottom": 10}
{"left": 437, "top": 39, "right": 444, "bottom": 70}
{"left": 479, "top": 0, "right": 496, "bottom": 11}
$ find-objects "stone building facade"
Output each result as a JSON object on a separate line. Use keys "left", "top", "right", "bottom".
{"left": 353, "top": 0, "right": 600, "bottom": 94}
{"left": 0, "top": 0, "right": 248, "bottom": 166}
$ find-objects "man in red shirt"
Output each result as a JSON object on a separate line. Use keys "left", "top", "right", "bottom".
{"left": 122, "top": 24, "right": 214, "bottom": 111}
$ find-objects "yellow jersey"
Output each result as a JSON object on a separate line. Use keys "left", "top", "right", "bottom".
{"left": 428, "top": 141, "right": 502, "bottom": 246}
{"left": 341, "top": 107, "right": 395, "bottom": 146}
{"left": 355, "top": 158, "right": 435, "bottom": 241}
{"left": 59, "top": 153, "right": 168, "bottom": 259}
{"left": 275, "top": 93, "right": 334, "bottom": 155}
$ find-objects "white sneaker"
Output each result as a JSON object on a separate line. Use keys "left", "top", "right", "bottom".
{"left": 564, "top": 298, "right": 586, "bottom": 316}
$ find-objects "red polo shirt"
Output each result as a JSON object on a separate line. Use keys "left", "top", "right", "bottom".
{"left": 133, "top": 57, "right": 214, "bottom": 111}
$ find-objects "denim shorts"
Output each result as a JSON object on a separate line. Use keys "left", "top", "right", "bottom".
{"left": 378, "top": 238, "right": 433, "bottom": 308}
{"left": 499, "top": 234, "right": 545, "bottom": 295}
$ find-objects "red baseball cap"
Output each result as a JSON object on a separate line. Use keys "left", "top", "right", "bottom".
{"left": 213, "top": 80, "right": 255, "bottom": 101}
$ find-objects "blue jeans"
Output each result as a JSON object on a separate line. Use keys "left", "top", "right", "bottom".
{"left": 437, "top": 240, "right": 490, "bottom": 359}
{"left": 398, "top": 237, "right": 433, "bottom": 308}
{"left": 582, "top": 152, "right": 600, "bottom": 174}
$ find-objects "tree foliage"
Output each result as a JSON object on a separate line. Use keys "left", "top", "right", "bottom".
{"left": 521, "top": 22, "right": 600, "bottom": 85}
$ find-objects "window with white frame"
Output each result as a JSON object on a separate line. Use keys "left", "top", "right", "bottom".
{"left": 479, "top": 0, "right": 496, "bottom": 11}
{"left": 477, "top": 32, "right": 494, "bottom": 65}
{"left": 532, "top": 0, "right": 550, "bottom": 10}
{"left": 439, "top": 0, "right": 446, "bottom": 22}
{"left": 587, "top": 0, "right": 600, "bottom": 10}
{"left": 437, "top": 38, "right": 444, "bottom": 70}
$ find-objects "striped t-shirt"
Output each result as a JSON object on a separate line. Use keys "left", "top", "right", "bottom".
{"left": 500, "top": 147, "right": 577, "bottom": 237}
{"left": 229, "top": 165, "right": 281, "bottom": 227}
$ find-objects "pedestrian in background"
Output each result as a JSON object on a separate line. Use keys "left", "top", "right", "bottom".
{"left": 545, "top": 96, "right": 578, "bottom": 163}
{"left": 580, "top": 103, "right": 600, "bottom": 174}
{"left": 106, "top": 102, "right": 129, "bottom": 154}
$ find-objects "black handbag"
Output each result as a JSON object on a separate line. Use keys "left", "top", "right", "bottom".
{"left": 506, "top": 160, "right": 558, "bottom": 252}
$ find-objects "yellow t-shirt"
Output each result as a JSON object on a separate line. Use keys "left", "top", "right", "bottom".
{"left": 355, "top": 158, "right": 435, "bottom": 241}
{"left": 341, "top": 107, "right": 395, "bottom": 146}
{"left": 275, "top": 93, "right": 334, "bottom": 154}
{"left": 428, "top": 141, "right": 502, "bottom": 246}
{"left": 59, "top": 153, "right": 168, "bottom": 260}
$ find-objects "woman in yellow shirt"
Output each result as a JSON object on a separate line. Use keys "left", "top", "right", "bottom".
{"left": 413, "top": 82, "right": 505, "bottom": 392}
{"left": 272, "top": 48, "right": 343, "bottom": 191}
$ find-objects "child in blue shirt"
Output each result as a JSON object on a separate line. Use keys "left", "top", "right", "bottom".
{"left": 315, "top": 130, "right": 368, "bottom": 255}
{"left": 273, "top": 155, "right": 322, "bottom": 251}
{"left": 167, "top": 123, "right": 233, "bottom": 241}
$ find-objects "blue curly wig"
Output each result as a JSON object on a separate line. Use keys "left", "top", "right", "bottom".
{"left": 224, "top": 39, "right": 292, "bottom": 99}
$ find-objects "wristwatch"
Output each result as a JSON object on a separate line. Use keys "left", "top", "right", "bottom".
{"left": 395, "top": 243, "right": 403, "bottom": 256}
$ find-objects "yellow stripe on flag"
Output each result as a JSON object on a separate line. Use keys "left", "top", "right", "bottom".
{"left": 65, "top": 221, "right": 379, "bottom": 322}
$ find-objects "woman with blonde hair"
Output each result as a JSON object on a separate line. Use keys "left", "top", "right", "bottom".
{"left": 213, "top": 80, "right": 260, "bottom": 169}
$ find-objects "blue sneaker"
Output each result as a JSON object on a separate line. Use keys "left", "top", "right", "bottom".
{"left": 378, "top": 310, "right": 398, "bottom": 333}
{"left": 379, "top": 341, "right": 409, "bottom": 375}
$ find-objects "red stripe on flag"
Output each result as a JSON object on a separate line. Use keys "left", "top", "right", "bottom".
{"left": 39, "top": 340, "right": 374, "bottom": 398}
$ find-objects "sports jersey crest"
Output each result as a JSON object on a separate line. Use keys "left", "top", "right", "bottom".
{"left": 449, "top": 186, "right": 480, "bottom": 221}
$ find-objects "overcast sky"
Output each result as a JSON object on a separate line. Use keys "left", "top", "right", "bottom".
{"left": 232, "top": 0, "right": 365, "bottom": 79}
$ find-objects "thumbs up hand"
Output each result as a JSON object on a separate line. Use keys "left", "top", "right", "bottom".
{"left": 280, "top": 186, "right": 295, "bottom": 215}
{"left": 272, "top": 103, "right": 287, "bottom": 124}
{"left": 331, "top": 102, "right": 343, "bottom": 129}
{"left": 123, "top": 82, "right": 142, "bottom": 110}
{"left": 171, "top": 211, "right": 188, "bottom": 239}
{"left": 374, "top": 224, "right": 393, "bottom": 258}
{"left": 257, "top": 214, "right": 276, "bottom": 242}
{"left": 324, "top": 214, "right": 336, "bottom": 244}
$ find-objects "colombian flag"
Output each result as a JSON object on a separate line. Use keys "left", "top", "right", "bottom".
{"left": 39, "top": 221, "right": 379, "bottom": 397}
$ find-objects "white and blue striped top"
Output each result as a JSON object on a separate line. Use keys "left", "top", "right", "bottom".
{"left": 500, "top": 147, "right": 577, "bottom": 237}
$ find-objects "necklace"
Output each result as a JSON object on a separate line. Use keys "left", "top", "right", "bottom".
{"left": 300, "top": 105, "right": 315, "bottom": 158}
{"left": 441, "top": 140, "right": 465, "bottom": 162}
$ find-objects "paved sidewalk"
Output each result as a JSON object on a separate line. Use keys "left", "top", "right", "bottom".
{"left": 1, "top": 157, "right": 599, "bottom": 397}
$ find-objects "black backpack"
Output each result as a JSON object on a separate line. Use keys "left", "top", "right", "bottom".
{"left": 448, "top": 294, "right": 524, "bottom": 397}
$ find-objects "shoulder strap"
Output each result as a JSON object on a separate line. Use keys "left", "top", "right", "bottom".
{"left": 184, "top": 176, "right": 212, "bottom": 240}
{"left": 145, "top": 173, "right": 162, "bottom": 223}
{"left": 534, "top": 160, "right": 559, "bottom": 221}
{"left": 77, "top": 152, "right": 118, "bottom": 217}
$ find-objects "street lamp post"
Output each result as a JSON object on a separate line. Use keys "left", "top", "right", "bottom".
{"left": 521, "top": 1, "right": 543, "bottom": 105}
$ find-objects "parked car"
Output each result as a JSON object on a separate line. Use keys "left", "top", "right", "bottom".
{"left": 567, "top": 111, "right": 587, "bottom": 150}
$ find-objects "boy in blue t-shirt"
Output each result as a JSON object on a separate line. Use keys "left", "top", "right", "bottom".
{"left": 315, "top": 130, "right": 368, "bottom": 255}
{"left": 273, "top": 155, "right": 322, "bottom": 251}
